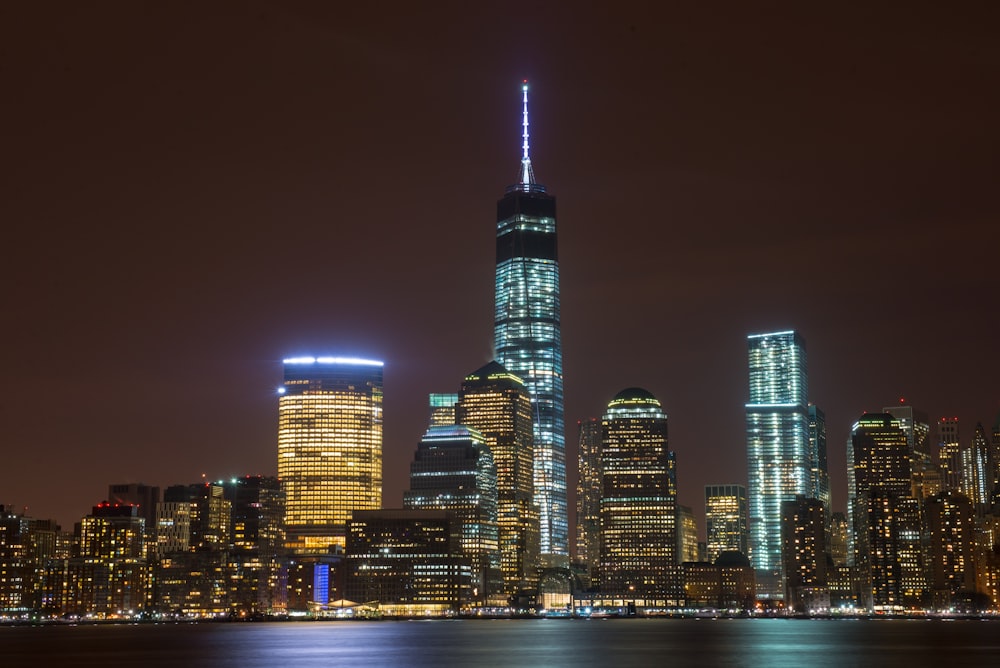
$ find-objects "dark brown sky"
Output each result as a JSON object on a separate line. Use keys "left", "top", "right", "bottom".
{"left": 3, "top": 2, "right": 998, "bottom": 536}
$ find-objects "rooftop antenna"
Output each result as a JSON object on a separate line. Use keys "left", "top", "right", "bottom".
{"left": 519, "top": 80, "right": 535, "bottom": 188}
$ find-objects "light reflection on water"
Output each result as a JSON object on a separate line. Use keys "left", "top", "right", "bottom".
{"left": 4, "top": 618, "right": 1000, "bottom": 668}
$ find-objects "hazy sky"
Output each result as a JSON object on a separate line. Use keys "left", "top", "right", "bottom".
{"left": 3, "top": 2, "right": 998, "bottom": 536}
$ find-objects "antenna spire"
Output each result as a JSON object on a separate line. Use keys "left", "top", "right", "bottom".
{"left": 519, "top": 80, "right": 536, "bottom": 187}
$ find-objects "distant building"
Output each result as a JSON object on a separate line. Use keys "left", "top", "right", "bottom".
{"left": 456, "top": 361, "right": 539, "bottom": 595}
{"left": 278, "top": 356, "right": 383, "bottom": 554}
{"left": 107, "top": 483, "right": 160, "bottom": 541}
{"left": 829, "top": 512, "right": 849, "bottom": 567}
{"left": 682, "top": 552, "right": 755, "bottom": 611}
{"left": 925, "top": 491, "right": 976, "bottom": 609}
{"left": 781, "top": 496, "right": 828, "bottom": 612}
{"left": 345, "top": 510, "right": 469, "bottom": 616}
{"left": 65, "top": 503, "right": 148, "bottom": 617}
{"left": 808, "top": 405, "right": 832, "bottom": 546}
{"left": 600, "top": 388, "right": 681, "bottom": 602}
{"left": 883, "top": 403, "right": 932, "bottom": 463}
{"left": 745, "top": 330, "right": 814, "bottom": 599}
{"left": 428, "top": 393, "right": 458, "bottom": 427}
{"left": 222, "top": 476, "right": 286, "bottom": 615}
{"left": 0, "top": 505, "right": 58, "bottom": 616}
{"left": 677, "top": 505, "right": 699, "bottom": 564}
{"left": 961, "top": 423, "right": 991, "bottom": 509}
{"left": 575, "top": 417, "right": 601, "bottom": 583}
{"left": 850, "top": 413, "right": 925, "bottom": 611}
{"left": 705, "top": 484, "right": 748, "bottom": 564}
{"left": 403, "top": 425, "right": 500, "bottom": 605}
{"left": 937, "top": 417, "right": 962, "bottom": 492}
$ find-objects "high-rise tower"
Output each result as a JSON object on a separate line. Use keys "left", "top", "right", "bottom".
{"left": 493, "top": 81, "right": 566, "bottom": 565}
{"left": 456, "top": 361, "right": 539, "bottom": 595}
{"left": 745, "top": 330, "right": 814, "bottom": 599}
{"left": 277, "top": 356, "right": 383, "bottom": 553}
{"left": 599, "top": 388, "right": 680, "bottom": 600}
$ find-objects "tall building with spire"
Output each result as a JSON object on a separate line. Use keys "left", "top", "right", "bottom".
{"left": 493, "top": 81, "right": 566, "bottom": 566}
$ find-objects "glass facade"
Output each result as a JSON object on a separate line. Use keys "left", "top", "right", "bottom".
{"left": 493, "top": 97, "right": 566, "bottom": 563}
{"left": 599, "top": 388, "right": 680, "bottom": 599}
{"left": 745, "top": 330, "right": 814, "bottom": 599}
{"left": 277, "top": 357, "right": 383, "bottom": 553}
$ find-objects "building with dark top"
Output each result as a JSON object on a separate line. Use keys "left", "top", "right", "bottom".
{"left": 345, "top": 510, "right": 469, "bottom": 616}
{"left": 403, "top": 425, "right": 500, "bottom": 605}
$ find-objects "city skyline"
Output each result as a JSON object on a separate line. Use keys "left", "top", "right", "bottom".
{"left": 3, "top": 3, "right": 997, "bottom": 532}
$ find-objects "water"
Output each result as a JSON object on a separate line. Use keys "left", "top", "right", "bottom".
{"left": 3, "top": 618, "right": 999, "bottom": 667}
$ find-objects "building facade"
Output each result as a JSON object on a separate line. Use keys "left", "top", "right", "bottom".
{"left": 493, "top": 83, "right": 566, "bottom": 566}
{"left": 456, "top": 361, "right": 539, "bottom": 596}
{"left": 705, "top": 484, "right": 749, "bottom": 564}
{"left": 278, "top": 356, "right": 383, "bottom": 553}
{"left": 745, "top": 330, "right": 814, "bottom": 599}
{"left": 575, "top": 417, "right": 601, "bottom": 581}
{"left": 403, "top": 425, "right": 500, "bottom": 605}
{"left": 599, "top": 388, "right": 681, "bottom": 602}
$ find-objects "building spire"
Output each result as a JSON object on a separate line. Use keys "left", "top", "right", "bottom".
{"left": 518, "top": 80, "right": 536, "bottom": 187}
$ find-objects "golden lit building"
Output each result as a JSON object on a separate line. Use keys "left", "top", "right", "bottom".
{"left": 575, "top": 417, "right": 601, "bottom": 581}
{"left": 600, "top": 388, "right": 681, "bottom": 603}
{"left": 278, "top": 356, "right": 383, "bottom": 554}
{"left": 705, "top": 484, "right": 748, "bottom": 564}
{"left": 456, "top": 361, "right": 539, "bottom": 595}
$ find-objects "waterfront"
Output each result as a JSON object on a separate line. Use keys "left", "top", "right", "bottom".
{"left": 3, "top": 619, "right": 999, "bottom": 667}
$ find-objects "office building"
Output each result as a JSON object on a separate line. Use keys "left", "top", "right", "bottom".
{"left": 678, "top": 505, "right": 700, "bottom": 564}
{"left": 456, "top": 361, "right": 539, "bottom": 595}
{"left": 745, "top": 330, "right": 814, "bottom": 598}
{"left": 781, "top": 495, "right": 829, "bottom": 612}
{"left": 345, "top": 510, "right": 469, "bottom": 616}
{"left": 278, "top": 356, "right": 383, "bottom": 553}
{"left": 428, "top": 393, "right": 458, "bottom": 427}
{"left": 705, "top": 484, "right": 749, "bottom": 564}
{"left": 493, "top": 82, "right": 566, "bottom": 565}
{"left": 808, "top": 405, "right": 832, "bottom": 543}
{"left": 600, "top": 388, "right": 680, "bottom": 602}
{"left": 925, "top": 491, "right": 976, "bottom": 609}
{"left": 849, "top": 412, "right": 925, "bottom": 611}
{"left": 223, "top": 476, "right": 286, "bottom": 615}
{"left": 403, "top": 425, "right": 500, "bottom": 604}
{"left": 938, "top": 417, "right": 962, "bottom": 491}
{"left": 883, "top": 402, "right": 931, "bottom": 463}
{"left": 961, "top": 423, "right": 991, "bottom": 509}
{"left": 575, "top": 417, "right": 601, "bottom": 580}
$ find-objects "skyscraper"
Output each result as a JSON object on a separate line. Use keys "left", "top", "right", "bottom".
{"left": 575, "top": 417, "right": 601, "bottom": 581}
{"left": 493, "top": 82, "right": 566, "bottom": 566}
{"left": 808, "top": 405, "right": 832, "bottom": 544}
{"left": 456, "top": 361, "right": 539, "bottom": 595}
{"left": 961, "top": 423, "right": 991, "bottom": 509}
{"left": 403, "top": 425, "right": 500, "bottom": 604}
{"left": 277, "top": 356, "right": 383, "bottom": 553}
{"left": 745, "top": 330, "right": 814, "bottom": 599}
{"left": 600, "top": 388, "right": 680, "bottom": 601}
{"left": 849, "top": 412, "right": 925, "bottom": 611}
{"left": 705, "top": 484, "right": 749, "bottom": 564}
{"left": 428, "top": 393, "right": 458, "bottom": 428}
{"left": 938, "top": 417, "right": 962, "bottom": 491}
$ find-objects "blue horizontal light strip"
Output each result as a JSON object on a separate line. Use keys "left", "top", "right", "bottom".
{"left": 283, "top": 356, "right": 384, "bottom": 367}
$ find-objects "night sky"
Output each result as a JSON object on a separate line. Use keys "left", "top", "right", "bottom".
{"left": 4, "top": 2, "right": 998, "bottom": 537}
